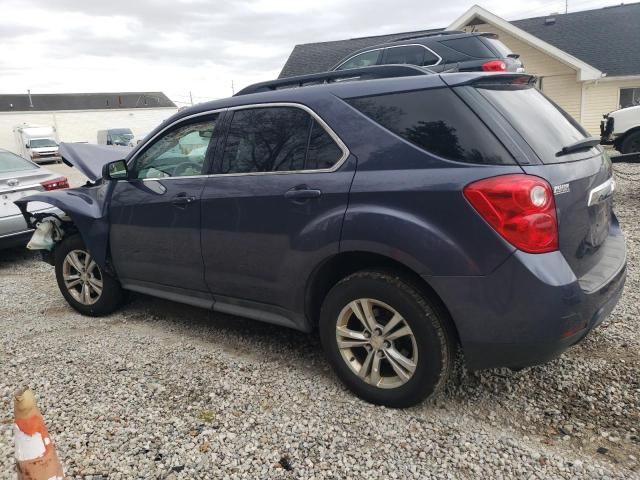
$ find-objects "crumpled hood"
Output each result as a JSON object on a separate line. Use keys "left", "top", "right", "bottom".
{"left": 59, "top": 142, "right": 132, "bottom": 181}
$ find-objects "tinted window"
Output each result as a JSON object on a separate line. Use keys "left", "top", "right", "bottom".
{"left": 306, "top": 121, "right": 343, "bottom": 170}
{"left": 221, "top": 107, "right": 310, "bottom": 174}
{"left": 220, "top": 107, "right": 344, "bottom": 174}
{"left": 132, "top": 116, "right": 218, "bottom": 179}
{"left": 478, "top": 86, "right": 594, "bottom": 163}
{"left": 336, "top": 50, "right": 382, "bottom": 70}
{"left": 440, "top": 37, "right": 495, "bottom": 58}
{"left": 483, "top": 37, "right": 512, "bottom": 57}
{"left": 347, "top": 88, "right": 514, "bottom": 165}
{"left": 0, "top": 151, "right": 36, "bottom": 173}
{"left": 383, "top": 46, "right": 425, "bottom": 66}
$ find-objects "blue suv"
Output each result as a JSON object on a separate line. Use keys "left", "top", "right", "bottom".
{"left": 17, "top": 67, "right": 626, "bottom": 407}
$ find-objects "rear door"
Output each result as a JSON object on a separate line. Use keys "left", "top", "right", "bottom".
{"left": 109, "top": 113, "right": 222, "bottom": 292}
{"left": 470, "top": 83, "right": 621, "bottom": 285}
{"left": 200, "top": 104, "right": 355, "bottom": 315}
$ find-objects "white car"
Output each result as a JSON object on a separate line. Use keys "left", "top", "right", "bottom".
{"left": 601, "top": 105, "right": 640, "bottom": 154}
{"left": 0, "top": 149, "right": 67, "bottom": 248}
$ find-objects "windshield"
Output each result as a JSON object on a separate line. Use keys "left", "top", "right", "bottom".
{"left": 0, "top": 150, "right": 37, "bottom": 173}
{"left": 29, "top": 138, "right": 57, "bottom": 148}
{"left": 477, "top": 86, "right": 596, "bottom": 163}
{"left": 110, "top": 129, "right": 134, "bottom": 145}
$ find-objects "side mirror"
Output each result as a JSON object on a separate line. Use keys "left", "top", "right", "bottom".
{"left": 25, "top": 144, "right": 30, "bottom": 149}
{"left": 102, "top": 159, "right": 129, "bottom": 180}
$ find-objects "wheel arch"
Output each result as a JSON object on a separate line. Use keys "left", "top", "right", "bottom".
{"left": 615, "top": 126, "right": 640, "bottom": 152}
{"left": 304, "top": 250, "right": 460, "bottom": 344}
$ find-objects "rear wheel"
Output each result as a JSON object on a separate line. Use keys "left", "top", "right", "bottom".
{"left": 319, "top": 270, "right": 454, "bottom": 408}
{"left": 621, "top": 131, "right": 640, "bottom": 154}
{"left": 54, "top": 234, "right": 123, "bottom": 316}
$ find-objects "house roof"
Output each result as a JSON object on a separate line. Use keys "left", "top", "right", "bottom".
{"left": 510, "top": 3, "right": 640, "bottom": 77}
{"left": 278, "top": 3, "right": 640, "bottom": 79}
{"left": 0, "top": 92, "right": 176, "bottom": 112}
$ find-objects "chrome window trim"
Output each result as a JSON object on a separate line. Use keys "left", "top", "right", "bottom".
{"left": 132, "top": 102, "right": 350, "bottom": 182}
{"left": 335, "top": 43, "right": 442, "bottom": 70}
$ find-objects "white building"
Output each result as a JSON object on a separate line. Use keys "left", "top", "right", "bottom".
{"left": 0, "top": 92, "right": 178, "bottom": 153}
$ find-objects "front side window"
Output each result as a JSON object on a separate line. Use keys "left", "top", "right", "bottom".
{"left": 382, "top": 46, "right": 426, "bottom": 66}
{"left": 347, "top": 88, "right": 514, "bottom": 165}
{"left": 220, "top": 107, "right": 344, "bottom": 174}
{"left": 131, "top": 116, "right": 219, "bottom": 179}
{"left": 620, "top": 87, "right": 640, "bottom": 108}
{"left": 336, "top": 50, "right": 382, "bottom": 71}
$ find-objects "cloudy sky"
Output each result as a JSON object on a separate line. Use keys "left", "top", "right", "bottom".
{"left": 0, "top": 0, "right": 624, "bottom": 105}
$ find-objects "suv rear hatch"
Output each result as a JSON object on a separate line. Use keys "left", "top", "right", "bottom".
{"left": 459, "top": 77, "right": 623, "bottom": 288}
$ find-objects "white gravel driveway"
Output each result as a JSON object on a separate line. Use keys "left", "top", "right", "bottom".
{"left": 0, "top": 165, "right": 639, "bottom": 479}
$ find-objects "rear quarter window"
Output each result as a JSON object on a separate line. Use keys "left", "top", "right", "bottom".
{"left": 346, "top": 88, "right": 515, "bottom": 165}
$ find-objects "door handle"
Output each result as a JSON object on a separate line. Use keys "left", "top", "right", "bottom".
{"left": 171, "top": 193, "right": 196, "bottom": 207}
{"left": 284, "top": 187, "right": 322, "bottom": 201}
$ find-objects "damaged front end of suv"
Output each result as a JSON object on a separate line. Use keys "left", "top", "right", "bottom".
{"left": 14, "top": 142, "right": 131, "bottom": 271}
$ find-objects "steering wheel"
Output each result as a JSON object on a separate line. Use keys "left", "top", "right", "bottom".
{"left": 172, "top": 161, "right": 202, "bottom": 177}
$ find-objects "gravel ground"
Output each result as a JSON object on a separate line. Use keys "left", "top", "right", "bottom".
{"left": 1, "top": 166, "right": 639, "bottom": 479}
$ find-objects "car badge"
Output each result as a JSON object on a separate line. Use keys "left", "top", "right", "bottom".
{"left": 7, "top": 178, "right": 19, "bottom": 187}
{"left": 553, "top": 183, "right": 570, "bottom": 195}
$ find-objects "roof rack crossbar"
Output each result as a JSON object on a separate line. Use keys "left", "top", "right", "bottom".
{"left": 394, "top": 30, "right": 466, "bottom": 41}
{"left": 235, "top": 65, "right": 433, "bottom": 96}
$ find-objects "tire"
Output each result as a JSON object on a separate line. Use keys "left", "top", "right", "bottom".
{"left": 319, "top": 270, "right": 455, "bottom": 408}
{"left": 54, "top": 234, "right": 123, "bottom": 316}
{"left": 621, "top": 131, "right": 640, "bottom": 154}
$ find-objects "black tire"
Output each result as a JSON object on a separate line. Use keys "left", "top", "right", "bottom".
{"left": 319, "top": 270, "right": 455, "bottom": 408}
{"left": 621, "top": 131, "right": 640, "bottom": 154}
{"left": 54, "top": 234, "right": 123, "bottom": 316}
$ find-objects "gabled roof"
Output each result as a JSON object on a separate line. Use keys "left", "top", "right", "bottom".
{"left": 511, "top": 3, "right": 640, "bottom": 77}
{"left": 279, "top": 3, "right": 640, "bottom": 79}
{"left": 0, "top": 92, "right": 176, "bottom": 112}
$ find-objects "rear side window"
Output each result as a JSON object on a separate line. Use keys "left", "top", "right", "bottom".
{"left": 220, "top": 107, "right": 344, "bottom": 174}
{"left": 477, "top": 86, "right": 593, "bottom": 163}
{"left": 439, "top": 37, "right": 495, "bottom": 58}
{"left": 336, "top": 50, "right": 382, "bottom": 71}
{"left": 383, "top": 46, "right": 423, "bottom": 66}
{"left": 482, "top": 37, "right": 512, "bottom": 57}
{"left": 346, "top": 88, "right": 514, "bottom": 165}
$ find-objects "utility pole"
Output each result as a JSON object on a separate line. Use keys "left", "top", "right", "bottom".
{"left": 565, "top": 0, "right": 568, "bottom": 14}
{"left": 189, "top": 91, "right": 194, "bottom": 106}
{"left": 231, "top": 80, "right": 235, "bottom": 95}
{"left": 27, "top": 89, "right": 34, "bottom": 108}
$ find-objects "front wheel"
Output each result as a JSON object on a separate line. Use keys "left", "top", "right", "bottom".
{"left": 54, "top": 234, "right": 123, "bottom": 316}
{"left": 319, "top": 271, "right": 454, "bottom": 408}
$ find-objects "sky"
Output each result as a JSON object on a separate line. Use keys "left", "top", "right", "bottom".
{"left": 0, "top": 0, "right": 628, "bottom": 106}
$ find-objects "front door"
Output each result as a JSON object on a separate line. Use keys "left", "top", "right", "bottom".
{"left": 200, "top": 105, "right": 355, "bottom": 315}
{"left": 109, "top": 113, "right": 222, "bottom": 292}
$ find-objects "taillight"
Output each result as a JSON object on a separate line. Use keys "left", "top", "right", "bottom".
{"left": 41, "top": 177, "right": 69, "bottom": 191}
{"left": 463, "top": 174, "right": 558, "bottom": 254}
{"left": 481, "top": 60, "right": 507, "bottom": 72}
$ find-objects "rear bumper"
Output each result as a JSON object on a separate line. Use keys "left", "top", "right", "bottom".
{"left": 427, "top": 237, "right": 627, "bottom": 370}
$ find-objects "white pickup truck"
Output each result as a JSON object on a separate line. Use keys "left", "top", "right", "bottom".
{"left": 601, "top": 105, "right": 640, "bottom": 154}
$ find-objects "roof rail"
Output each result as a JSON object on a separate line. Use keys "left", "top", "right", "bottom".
{"left": 235, "top": 65, "right": 434, "bottom": 96}
{"left": 394, "top": 30, "right": 467, "bottom": 41}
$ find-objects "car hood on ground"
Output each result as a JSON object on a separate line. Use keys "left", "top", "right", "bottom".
{"left": 59, "top": 142, "right": 132, "bottom": 182}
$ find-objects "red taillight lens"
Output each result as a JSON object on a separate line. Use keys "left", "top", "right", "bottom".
{"left": 41, "top": 177, "right": 69, "bottom": 191}
{"left": 463, "top": 174, "right": 558, "bottom": 254}
{"left": 481, "top": 60, "right": 507, "bottom": 72}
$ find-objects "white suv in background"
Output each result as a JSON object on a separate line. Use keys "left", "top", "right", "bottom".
{"left": 601, "top": 105, "right": 640, "bottom": 154}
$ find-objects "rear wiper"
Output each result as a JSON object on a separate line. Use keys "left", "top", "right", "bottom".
{"left": 556, "top": 137, "right": 600, "bottom": 157}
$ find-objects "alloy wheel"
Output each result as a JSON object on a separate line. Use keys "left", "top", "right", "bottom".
{"left": 335, "top": 298, "right": 418, "bottom": 389}
{"left": 62, "top": 249, "right": 103, "bottom": 305}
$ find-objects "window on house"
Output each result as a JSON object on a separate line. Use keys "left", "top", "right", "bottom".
{"left": 620, "top": 88, "right": 640, "bottom": 109}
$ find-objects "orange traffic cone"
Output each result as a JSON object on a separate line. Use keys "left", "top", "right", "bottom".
{"left": 14, "top": 387, "right": 64, "bottom": 480}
